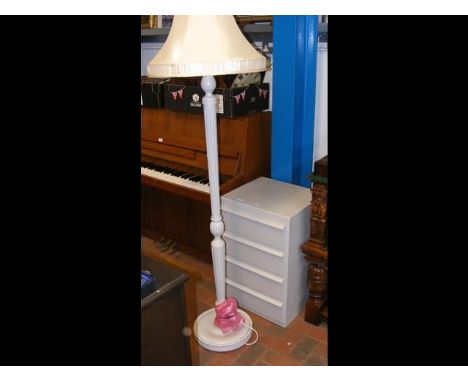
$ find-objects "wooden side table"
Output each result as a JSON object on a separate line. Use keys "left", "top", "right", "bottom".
{"left": 141, "top": 255, "right": 192, "bottom": 365}
{"left": 302, "top": 156, "right": 328, "bottom": 326}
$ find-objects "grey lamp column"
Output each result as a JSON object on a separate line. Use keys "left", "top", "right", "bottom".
{"left": 192, "top": 76, "right": 253, "bottom": 352}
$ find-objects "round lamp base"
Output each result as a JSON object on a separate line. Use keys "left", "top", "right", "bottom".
{"left": 193, "top": 308, "right": 253, "bottom": 352}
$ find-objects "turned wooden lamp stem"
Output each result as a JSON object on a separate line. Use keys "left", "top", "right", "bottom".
{"left": 201, "top": 75, "right": 226, "bottom": 304}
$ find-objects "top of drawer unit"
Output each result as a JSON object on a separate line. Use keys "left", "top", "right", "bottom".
{"left": 222, "top": 177, "right": 311, "bottom": 219}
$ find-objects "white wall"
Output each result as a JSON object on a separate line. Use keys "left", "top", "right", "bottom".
{"left": 313, "top": 41, "right": 328, "bottom": 165}
{"left": 141, "top": 43, "right": 163, "bottom": 76}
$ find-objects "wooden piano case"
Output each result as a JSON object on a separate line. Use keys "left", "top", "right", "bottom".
{"left": 141, "top": 108, "right": 271, "bottom": 263}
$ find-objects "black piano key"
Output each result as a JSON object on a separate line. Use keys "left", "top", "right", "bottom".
{"left": 180, "top": 173, "right": 195, "bottom": 179}
{"left": 187, "top": 175, "right": 202, "bottom": 181}
{"left": 161, "top": 167, "right": 173, "bottom": 173}
{"left": 172, "top": 171, "right": 186, "bottom": 177}
{"left": 190, "top": 176, "right": 204, "bottom": 183}
{"left": 199, "top": 178, "right": 209, "bottom": 184}
{"left": 181, "top": 173, "right": 195, "bottom": 179}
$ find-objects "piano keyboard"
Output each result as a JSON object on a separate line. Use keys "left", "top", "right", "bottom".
{"left": 141, "top": 161, "right": 210, "bottom": 194}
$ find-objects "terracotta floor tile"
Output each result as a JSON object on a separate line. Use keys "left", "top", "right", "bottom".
{"left": 199, "top": 267, "right": 215, "bottom": 282}
{"left": 196, "top": 284, "right": 217, "bottom": 306}
{"left": 263, "top": 324, "right": 289, "bottom": 337}
{"left": 204, "top": 345, "right": 249, "bottom": 366}
{"left": 196, "top": 346, "right": 215, "bottom": 365}
{"left": 288, "top": 316, "right": 328, "bottom": 344}
{"left": 311, "top": 341, "right": 328, "bottom": 359}
{"left": 257, "top": 333, "right": 297, "bottom": 354}
{"left": 303, "top": 354, "right": 326, "bottom": 366}
{"left": 283, "top": 318, "right": 306, "bottom": 338}
{"left": 189, "top": 337, "right": 206, "bottom": 366}
{"left": 247, "top": 312, "right": 276, "bottom": 330}
{"left": 197, "top": 279, "right": 216, "bottom": 292}
{"left": 289, "top": 336, "right": 319, "bottom": 362}
{"left": 177, "top": 254, "right": 207, "bottom": 271}
{"left": 262, "top": 350, "right": 303, "bottom": 366}
{"left": 195, "top": 301, "right": 212, "bottom": 316}
{"left": 232, "top": 343, "right": 267, "bottom": 366}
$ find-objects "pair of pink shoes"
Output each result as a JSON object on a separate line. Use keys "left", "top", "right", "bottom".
{"left": 214, "top": 297, "right": 245, "bottom": 334}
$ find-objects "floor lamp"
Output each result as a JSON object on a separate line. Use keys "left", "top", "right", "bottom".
{"left": 147, "top": 16, "right": 266, "bottom": 352}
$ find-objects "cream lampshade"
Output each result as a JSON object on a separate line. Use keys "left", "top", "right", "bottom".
{"left": 147, "top": 15, "right": 265, "bottom": 77}
{"left": 147, "top": 15, "right": 266, "bottom": 352}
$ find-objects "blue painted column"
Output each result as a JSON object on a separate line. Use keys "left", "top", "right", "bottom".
{"left": 272, "top": 16, "right": 318, "bottom": 187}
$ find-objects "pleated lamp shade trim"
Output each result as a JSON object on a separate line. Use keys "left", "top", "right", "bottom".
{"left": 148, "top": 57, "right": 266, "bottom": 78}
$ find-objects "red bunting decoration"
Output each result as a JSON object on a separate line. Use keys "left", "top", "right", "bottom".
{"left": 169, "top": 86, "right": 185, "bottom": 101}
{"left": 257, "top": 86, "right": 269, "bottom": 99}
{"left": 258, "top": 88, "right": 269, "bottom": 99}
{"left": 234, "top": 90, "right": 246, "bottom": 104}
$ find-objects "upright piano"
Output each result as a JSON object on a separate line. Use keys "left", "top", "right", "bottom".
{"left": 141, "top": 108, "right": 271, "bottom": 263}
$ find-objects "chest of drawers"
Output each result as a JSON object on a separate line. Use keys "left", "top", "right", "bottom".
{"left": 221, "top": 177, "right": 311, "bottom": 327}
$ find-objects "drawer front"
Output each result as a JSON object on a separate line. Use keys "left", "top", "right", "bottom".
{"left": 226, "top": 261, "right": 285, "bottom": 302}
{"left": 226, "top": 280, "right": 285, "bottom": 327}
{"left": 224, "top": 233, "right": 285, "bottom": 276}
{"left": 222, "top": 196, "right": 289, "bottom": 227}
{"left": 222, "top": 210, "right": 285, "bottom": 252}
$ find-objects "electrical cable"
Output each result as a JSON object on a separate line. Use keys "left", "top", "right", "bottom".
{"left": 241, "top": 322, "right": 259, "bottom": 346}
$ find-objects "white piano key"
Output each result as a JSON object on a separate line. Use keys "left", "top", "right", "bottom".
{"left": 141, "top": 166, "right": 210, "bottom": 194}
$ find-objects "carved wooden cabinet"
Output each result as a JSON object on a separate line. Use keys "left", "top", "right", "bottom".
{"left": 301, "top": 156, "right": 328, "bottom": 326}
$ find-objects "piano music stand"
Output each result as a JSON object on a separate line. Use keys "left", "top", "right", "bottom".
{"left": 147, "top": 16, "right": 266, "bottom": 352}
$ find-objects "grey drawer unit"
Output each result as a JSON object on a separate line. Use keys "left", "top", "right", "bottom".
{"left": 221, "top": 177, "right": 311, "bottom": 327}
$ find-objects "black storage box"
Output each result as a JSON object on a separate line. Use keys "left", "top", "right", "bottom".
{"left": 163, "top": 82, "right": 269, "bottom": 118}
{"left": 141, "top": 77, "right": 169, "bottom": 109}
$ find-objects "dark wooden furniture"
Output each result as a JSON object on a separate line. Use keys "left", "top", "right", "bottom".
{"left": 301, "top": 156, "right": 328, "bottom": 325}
{"left": 141, "top": 255, "right": 191, "bottom": 365}
{"left": 141, "top": 108, "right": 271, "bottom": 263}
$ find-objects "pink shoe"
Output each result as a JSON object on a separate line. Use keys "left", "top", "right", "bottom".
{"left": 213, "top": 297, "right": 245, "bottom": 334}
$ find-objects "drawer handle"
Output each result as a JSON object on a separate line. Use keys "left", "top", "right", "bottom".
{"left": 226, "top": 279, "right": 283, "bottom": 308}
{"left": 223, "top": 232, "right": 284, "bottom": 258}
{"left": 226, "top": 256, "right": 284, "bottom": 284}
{"left": 222, "top": 207, "right": 286, "bottom": 230}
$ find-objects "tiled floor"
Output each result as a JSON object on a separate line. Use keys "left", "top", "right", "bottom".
{"left": 142, "top": 235, "right": 328, "bottom": 366}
